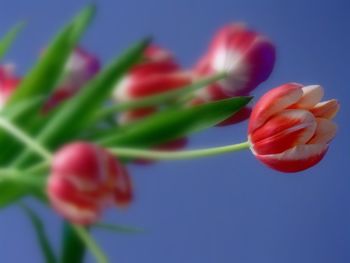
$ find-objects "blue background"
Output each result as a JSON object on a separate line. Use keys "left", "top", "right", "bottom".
{"left": 0, "top": 0, "right": 349, "bottom": 262}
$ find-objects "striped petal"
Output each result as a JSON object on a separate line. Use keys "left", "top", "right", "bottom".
{"left": 254, "top": 143, "right": 328, "bottom": 173}
{"left": 308, "top": 118, "right": 337, "bottom": 144}
{"left": 310, "top": 99, "right": 339, "bottom": 119}
{"left": 293, "top": 85, "right": 324, "bottom": 109}
{"left": 248, "top": 83, "right": 304, "bottom": 132}
{"left": 251, "top": 109, "right": 316, "bottom": 155}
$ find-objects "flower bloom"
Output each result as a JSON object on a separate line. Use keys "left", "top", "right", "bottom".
{"left": 47, "top": 142, "right": 132, "bottom": 225}
{"left": 41, "top": 47, "right": 100, "bottom": 113}
{"left": 0, "top": 65, "right": 20, "bottom": 109}
{"left": 60, "top": 47, "right": 100, "bottom": 90}
{"left": 248, "top": 83, "right": 339, "bottom": 173}
{"left": 191, "top": 23, "right": 276, "bottom": 125}
{"left": 113, "top": 45, "right": 192, "bottom": 124}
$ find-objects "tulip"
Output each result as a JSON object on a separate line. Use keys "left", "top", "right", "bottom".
{"left": 248, "top": 83, "right": 339, "bottom": 173}
{"left": 191, "top": 23, "right": 276, "bottom": 125}
{"left": 47, "top": 142, "right": 132, "bottom": 225}
{"left": 114, "top": 44, "right": 192, "bottom": 126}
{"left": 60, "top": 47, "right": 100, "bottom": 90}
{"left": 0, "top": 65, "right": 20, "bottom": 109}
{"left": 194, "top": 23, "right": 275, "bottom": 99}
{"left": 114, "top": 45, "right": 190, "bottom": 102}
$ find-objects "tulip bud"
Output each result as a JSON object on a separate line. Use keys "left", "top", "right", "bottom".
{"left": 61, "top": 47, "right": 100, "bottom": 90}
{"left": 47, "top": 142, "right": 132, "bottom": 225}
{"left": 114, "top": 44, "right": 192, "bottom": 126}
{"left": 114, "top": 45, "right": 190, "bottom": 102}
{"left": 0, "top": 65, "right": 20, "bottom": 109}
{"left": 248, "top": 83, "right": 339, "bottom": 173}
{"left": 193, "top": 23, "right": 276, "bottom": 100}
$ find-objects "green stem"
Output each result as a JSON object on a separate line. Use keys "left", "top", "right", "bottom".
{"left": 0, "top": 167, "right": 45, "bottom": 188}
{"left": 95, "top": 72, "right": 227, "bottom": 121}
{"left": 109, "top": 141, "right": 250, "bottom": 160}
{"left": 0, "top": 117, "right": 52, "bottom": 162}
{"left": 73, "top": 226, "right": 109, "bottom": 263}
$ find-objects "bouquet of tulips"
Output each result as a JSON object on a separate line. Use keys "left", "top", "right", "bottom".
{"left": 0, "top": 4, "right": 339, "bottom": 263}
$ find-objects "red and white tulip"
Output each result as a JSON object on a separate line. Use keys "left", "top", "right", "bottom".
{"left": 113, "top": 44, "right": 192, "bottom": 124}
{"left": 248, "top": 83, "right": 339, "bottom": 173}
{"left": 47, "top": 142, "right": 132, "bottom": 225}
{"left": 114, "top": 45, "right": 191, "bottom": 102}
{"left": 191, "top": 23, "right": 276, "bottom": 125}
{"left": 194, "top": 23, "right": 276, "bottom": 99}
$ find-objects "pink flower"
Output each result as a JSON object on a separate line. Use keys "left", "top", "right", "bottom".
{"left": 47, "top": 142, "right": 132, "bottom": 225}
{"left": 0, "top": 65, "right": 20, "bottom": 109}
{"left": 114, "top": 45, "right": 191, "bottom": 102}
{"left": 194, "top": 23, "right": 276, "bottom": 99}
{"left": 248, "top": 83, "right": 339, "bottom": 173}
{"left": 60, "top": 47, "right": 100, "bottom": 90}
{"left": 191, "top": 23, "right": 276, "bottom": 125}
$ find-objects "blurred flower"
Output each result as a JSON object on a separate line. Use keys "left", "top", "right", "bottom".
{"left": 61, "top": 47, "right": 100, "bottom": 90}
{"left": 0, "top": 64, "right": 20, "bottom": 109}
{"left": 113, "top": 44, "right": 192, "bottom": 124}
{"left": 248, "top": 83, "right": 339, "bottom": 173}
{"left": 47, "top": 142, "right": 132, "bottom": 225}
{"left": 192, "top": 23, "right": 276, "bottom": 125}
{"left": 41, "top": 47, "right": 100, "bottom": 113}
{"left": 113, "top": 45, "right": 191, "bottom": 158}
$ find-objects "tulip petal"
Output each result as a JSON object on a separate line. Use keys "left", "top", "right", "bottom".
{"left": 254, "top": 143, "right": 328, "bottom": 173}
{"left": 310, "top": 99, "right": 339, "bottom": 119}
{"left": 248, "top": 83, "right": 304, "bottom": 132}
{"left": 251, "top": 109, "right": 317, "bottom": 154}
{"left": 308, "top": 118, "right": 337, "bottom": 144}
{"left": 293, "top": 85, "right": 324, "bottom": 109}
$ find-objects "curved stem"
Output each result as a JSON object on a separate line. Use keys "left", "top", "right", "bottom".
{"left": 109, "top": 141, "right": 250, "bottom": 160}
{"left": 0, "top": 117, "right": 52, "bottom": 162}
{"left": 73, "top": 226, "right": 109, "bottom": 263}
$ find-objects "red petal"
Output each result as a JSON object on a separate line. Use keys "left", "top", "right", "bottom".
{"left": 248, "top": 83, "right": 303, "bottom": 133}
{"left": 254, "top": 144, "right": 328, "bottom": 173}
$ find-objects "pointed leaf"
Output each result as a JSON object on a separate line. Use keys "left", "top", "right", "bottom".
{"left": 20, "top": 203, "right": 57, "bottom": 263}
{"left": 0, "top": 21, "right": 25, "bottom": 59}
{"left": 96, "top": 97, "right": 252, "bottom": 147}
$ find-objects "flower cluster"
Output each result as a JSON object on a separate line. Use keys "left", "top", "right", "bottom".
{"left": 0, "top": 22, "right": 339, "bottom": 226}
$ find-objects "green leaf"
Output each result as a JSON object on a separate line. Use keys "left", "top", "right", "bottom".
{"left": 20, "top": 203, "right": 57, "bottom": 263}
{"left": 0, "top": 5, "right": 96, "bottom": 165}
{"left": 94, "top": 222, "right": 144, "bottom": 234}
{"left": 60, "top": 222, "right": 86, "bottom": 263}
{"left": 13, "top": 38, "right": 150, "bottom": 168}
{"left": 0, "top": 168, "right": 46, "bottom": 208}
{"left": 0, "top": 21, "right": 26, "bottom": 59}
{"left": 96, "top": 96, "right": 252, "bottom": 148}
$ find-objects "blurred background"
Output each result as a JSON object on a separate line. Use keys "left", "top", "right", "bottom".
{"left": 0, "top": 0, "right": 349, "bottom": 262}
